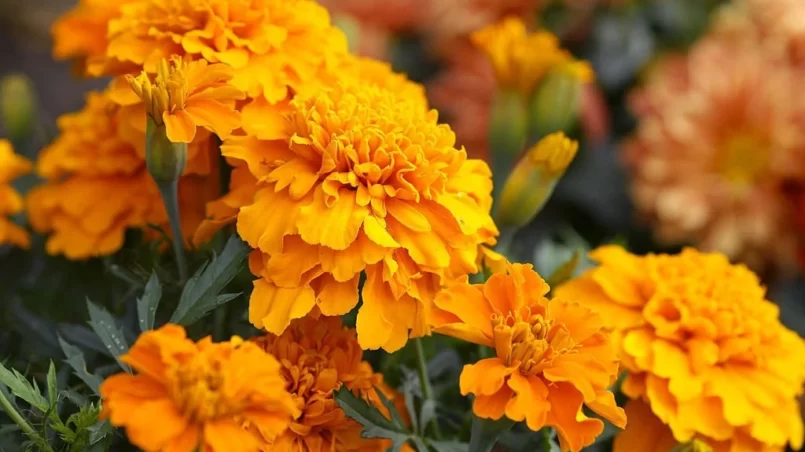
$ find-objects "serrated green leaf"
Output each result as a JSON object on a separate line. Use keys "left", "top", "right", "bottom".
{"left": 335, "top": 386, "right": 412, "bottom": 452}
{"left": 137, "top": 272, "right": 161, "bottom": 332}
{"left": 374, "top": 387, "right": 406, "bottom": 429}
{"left": 86, "top": 300, "right": 130, "bottom": 373}
{"left": 58, "top": 336, "right": 103, "bottom": 395}
{"left": 171, "top": 236, "right": 249, "bottom": 325}
{"left": 469, "top": 415, "right": 515, "bottom": 452}
{"left": 546, "top": 250, "right": 581, "bottom": 288}
{"left": 46, "top": 362, "right": 58, "bottom": 407}
{"left": 0, "top": 362, "right": 48, "bottom": 413}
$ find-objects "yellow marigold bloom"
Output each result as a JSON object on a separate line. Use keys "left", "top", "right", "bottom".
{"left": 555, "top": 246, "right": 805, "bottom": 451}
{"left": 224, "top": 80, "right": 497, "bottom": 352}
{"left": 431, "top": 263, "right": 627, "bottom": 452}
{"left": 126, "top": 58, "right": 244, "bottom": 143}
{"left": 471, "top": 17, "right": 593, "bottom": 98}
{"left": 251, "top": 315, "right": 405, "bottom": 451}
{"left": 0, "top": 141, "right": 32, "bottom": 248}
{"left": 498, "top": 132, "right": 578, "bottom": 228}
{"left": 101, "top": 324, "right": 299, "bottom": 452}
{"left": 27, "top": 87, "right": 218, "bottom": 258}
{"left": 336, "top": 55, "right": 429, "bottom": 110}
{"left": 89, "top": 0, "right": 347, "bottom": 138}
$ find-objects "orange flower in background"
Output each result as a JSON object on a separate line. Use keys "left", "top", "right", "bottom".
{"left": 623, "top": 36, "right": 805, "bottom": 271}
{"left": 0, "top": 141, "right": 32, "bottom": 248}
{"left": 225, "top": 78, "right": 497, "bottom": 352}
{"left": 85, "top": 0, "right": 347, "bottom": 138}
{"left": 101, "top": 324, "right": 299, "bottom": 452}
{"left": 431, "top": 263, "right": 626, "bottom": 452}
{"left": 27, "top": 87, "right": 219, "bottom": 259}
{"left": 125, "top": 58, "right": 244, "bottom": 143}
{"left": 555, "top": 246, "right": 805, "bottom": 451}
{"left": 251, "top": 316, "right": 404, "bottom": 451}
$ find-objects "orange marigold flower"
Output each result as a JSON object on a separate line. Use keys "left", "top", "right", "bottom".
{"left": 623, "top": 37, "right": 805, "bottom": 271}
{"left": 0, "top": 141, "right": 32, "bottom": 248}
{"left": 431, "top": 263, "right": 626, "bottom": 451}
{"left": 555, "top": 246, "right": 805, "bottom": 451}
{"left": 224, "top": 79, "right": 498, "bottom": 352}
{"left": 251, "top": 315, "right": 405, "bottom": 451}
{"left": 471, "top": 17, "right": 593, "bottom": 98}
{"left": 101, "top": 324, "right": 299, "bottom": 452}
{"left": 88, "top": 0, "right": 347, "bottom": 138}
{"left": 126, "top": 57, "right": 244, "bottom": 143}
{"left": 27, "top": 87, "right": 219, "bottom": 258}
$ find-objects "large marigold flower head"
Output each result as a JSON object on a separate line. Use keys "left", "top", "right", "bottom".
{"left": 0, "top": 141, "right": 32, "bottom": 248}
{"left": 471, "top": 17, "right": 593, "bottom": 98}
{"left": 623, "top": 37, "right": 805, "bottom": 271}
{"left": 100, "top": 324, "right": 299, "bottom": 452}
{"left": 251, "top": 315, "right": 403, "bottom": 451}
{"left": 224, "top": 79, "right": 497, "bottom": 352}
{"left": 555, "top": 246, "right": 805, "bottom": 451}
{"left": 431, "top": 263, "right": 627, "bottom": 452}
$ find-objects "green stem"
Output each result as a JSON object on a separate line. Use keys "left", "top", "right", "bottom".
{"left": 413, "top": 338, "right": 443, "bottom": 439}
{"left": 0, "top": 388, "right": 47, "bottom": 449}
{"left": 157, "top": 180, "right": 188, "bottom": 283}
{"left": 495, "top": 226, "right": 517, "bottom": 261}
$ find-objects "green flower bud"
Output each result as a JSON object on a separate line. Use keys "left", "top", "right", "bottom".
{"left": 528, "top": 67, "right": 584, "bottom": 142}
{"left": 0, "top": 74, "right": 37, "bottom": 141}
{"left": 146, "top": 117, "right": 187, "bottom": 183}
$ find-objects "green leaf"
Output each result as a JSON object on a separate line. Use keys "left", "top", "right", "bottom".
{"left": 170, "top": 236, "right": 249, "bottom": 325}
{"left": 137, "top": 272, "right": 162, "bottom": 332}
{"left": 46, "top": 362, "right": 58, "bottom": 407}
{"left": 546, "top": 250, "right": 581, "bottom": 288}
{"left": 469, "top": 415, "right": 515, "bottom": 452}
{"left": 58, "top": 336, "right": 103, "bottom": 395}
{"left": 334, "top": 386, "right": 411, "bottom": 452}
{"left": 429, "top": 440, "right": 469, "bottom": 452}
{"left": 0, "top": 361, "right": 49, "bottom": 413}
{"left": 86, "top": 300, "right": 131, "bottom": 373}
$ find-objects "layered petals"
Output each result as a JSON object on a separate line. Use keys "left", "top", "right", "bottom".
{"left": 0, "top": 141, "right": 32, "bottom": 248}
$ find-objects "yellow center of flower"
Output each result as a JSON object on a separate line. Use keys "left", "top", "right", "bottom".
{"left": 491, "top": 308, "right": 575, "bottom": 376}
{"left": 171, "top": 358, "right": 242, "bottom": 423}
{"left": 720, "top": 133, "right": 768, "bottom": 186}
{"left": 127, "top": 58, "right": 192, "bottom": 124}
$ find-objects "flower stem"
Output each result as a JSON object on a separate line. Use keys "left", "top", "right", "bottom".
{"left": 0, "top": 388, "right": 45, "bottom": 448}
{"left": 157, "top": 180, "right": 188, "bottom": 283}
{"left": 414, "top": 338, "right": 443, "bottom": 439}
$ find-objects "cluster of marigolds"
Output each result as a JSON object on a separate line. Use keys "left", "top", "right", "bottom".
{"left": 0, "top": 0, "right": 802, "bottom": 451}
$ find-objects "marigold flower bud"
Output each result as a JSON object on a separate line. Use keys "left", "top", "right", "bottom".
{"left": 497, "top": 132, "right": 578, "bottom": 228}
{"left": 528, "top": 65, "right": 589, "bottom": 141}
{"left": 489, "top": 89, "right": 528, "bottom": 188}
{"left": 0, "top": 74, "right": 37, "bottom": 141}
{"left": 145, "top": 117, "right": 186, "bottom": 183}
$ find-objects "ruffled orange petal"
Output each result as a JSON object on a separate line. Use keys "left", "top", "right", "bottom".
{"left": 504, "top": 373, "right": 550, "bottom": 432}
{"left": 249, "top": 279, "right": 316, "bottom": 334}
{"left": 613, "top": 400, "right": 677, "bottom": 452}
{"left": 163, "top": 110, "right": 197, "bottom": 143}
{"left": 459, "top": 358, "right": 514, "bottom": 396}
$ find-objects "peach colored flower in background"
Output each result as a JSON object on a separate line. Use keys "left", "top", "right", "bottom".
{"left": 251, "top": 315, "right": 406, "bottom": 451}
{"left": 225, "top": 77, "right": 497, "bottom": 352}
{"left": 101, "top": 324, "right": 299, "bottom": 452}
{"left": 431, "top": 263, "right": 626, "bottom": 452}
{"left": 622, "top": 36, "right": 805, "bottom": 271}
{"left": 556, "top": 246, "right": 805, "bottom": 451}
{"left": 0, "top": 141, "right": 32, "bottom": 248}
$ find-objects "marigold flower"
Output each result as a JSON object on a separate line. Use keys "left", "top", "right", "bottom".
{"left": 471, "top": 17, "right": 593, "bottom": 99}
{"left": 88, "top": 0, "right": 347, "bottom": 138}
{"left": 623, "top": 37, "right": 805, "bottom": 270}
{"left": 126, "top": 58, "right": 244, "bottom": 143}
{"left": 0, "top": 141, "right": 32, "bottom": 248}
{"left": 251, "top": 315, "right": 405, "bottom": 451}
{"left": 224, "top": 79, "right": 497, "bottom": 352}
{"left": 27, "top": 87, "right": 218, "bottom": 258}
{"left": 555, "top": 246, "right": 805, "bottom": 451}
{"left": 100, "top": 324, "right": 299, "bottom": 452}
{"left": 431, "top": 263, "right": 626, "bottom": 451}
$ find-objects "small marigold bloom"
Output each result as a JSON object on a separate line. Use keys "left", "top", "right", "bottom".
{"left": 0, "top": 141, "right": 32, "bottom": 248}
{"left": 224, "top": 79, "right": 497, "bottom": 352}
{"left": 89, "top": 0, "right": 347, "bottom": 138}
{"left": 27, "top": 87, "right": 218, "bottom": 258}
{"left": 126, "top": 58, "right": 244, "bottom": 143}
{"left": 251, "top": 315, "right": 405, "bottom": 451}
{"left": 471, "top": 17, "right": 593, "bottom": 99}
{"left": 101, "top": 324, "right": 299, "bottom": 452}
{"left": 555, "top": 246, "right": 805, "bottom": 451}
{"left": 623, "top": 37, "right": 805, "bottom": 271}
{"left": 498, "top": 132, "right": 578, "bottom": 228}
{"left": 431, "top": 263, "right": 626, "bottom": 452}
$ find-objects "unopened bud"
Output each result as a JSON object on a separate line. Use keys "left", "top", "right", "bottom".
{"left": 528, "top": 66, "right": 587, "bottom": 141}
{"left": 146, "top": 117, "right": 187, "bottom": 183}
{"left": 497, "top": 132, "right": 578, "bottom": 228}
{"left": 0, "top": 74, "right": 37, "bottom": 141}
{"left": 489, "top": 89, "right": 528, "bottom": 192}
